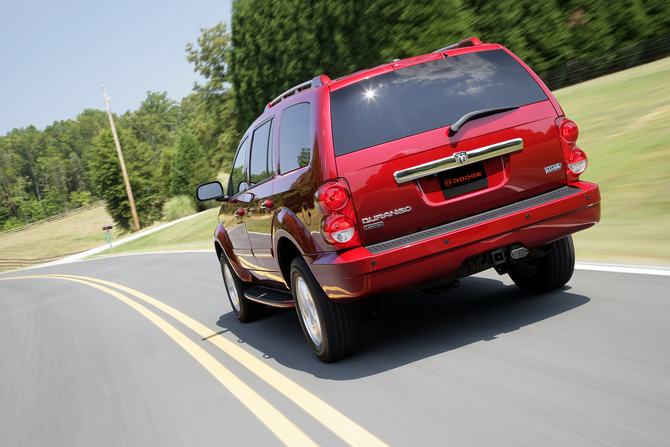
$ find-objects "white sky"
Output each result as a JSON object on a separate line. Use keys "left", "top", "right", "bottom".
{"left": 0, "top": 0, "right": 232, "bottom": 136}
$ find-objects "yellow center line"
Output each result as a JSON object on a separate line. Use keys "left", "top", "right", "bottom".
{"left": 49, "top": 274, "right": 390, "bottom": 447}
{"left": 1, "top": 275, "right": 317, "bottom": 447}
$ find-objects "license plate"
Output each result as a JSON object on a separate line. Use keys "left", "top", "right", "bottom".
{"left": 438, "top": 161, "right": 488, "bottom": 199}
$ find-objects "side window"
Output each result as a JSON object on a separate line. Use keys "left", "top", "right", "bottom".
{"left": 228, "top": 137, "right": 249, "bottom": 196}
{"left": 279, "top": 102, "right": 311, "bottom": 174}
{"left": 249, "top": 118, "right": 274, "bottom": 186}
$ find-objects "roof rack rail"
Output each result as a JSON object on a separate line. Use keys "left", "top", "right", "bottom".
{"left": 266, "top": 75, "right": 331, "bottom": 110}
{"left": 433, "top": 37, "right": 483, "bottom": 54}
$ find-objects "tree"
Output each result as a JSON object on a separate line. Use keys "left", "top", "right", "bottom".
{"left": 88, "top": 128, "right": 163, "bottom": 232}
{"left": 170, "top": 130, "right": 214, "bottom": 209}
{"left": 128, "top": 91, "right": 179, "bottom": 152}
{"left": 186, "top": 22, "right": 239, "bottom": 170}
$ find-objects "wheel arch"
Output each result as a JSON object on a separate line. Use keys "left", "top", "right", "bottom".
{"left": 272, "top": 207, "right": 323, "bottom": 289}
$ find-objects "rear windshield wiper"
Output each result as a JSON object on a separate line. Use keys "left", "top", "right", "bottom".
{"left": 449, "top": 106, "right": 519, "bottom": 136}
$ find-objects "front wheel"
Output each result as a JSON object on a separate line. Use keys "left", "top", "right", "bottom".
{"left": 220, "top": 252, "right": 265, "bottom": 322}
{"left": 290, "top": 256, "right": 360, "bottom": 362}
{"left": 508, "top": 235, "right": 575, "bottom": 293}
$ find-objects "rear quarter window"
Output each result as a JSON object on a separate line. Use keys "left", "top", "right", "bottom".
{"left": 330, "top": 49, "right": 548, "bottom": 156}
{"left": 279, "top": 102, "right": 311, "bottom": 174}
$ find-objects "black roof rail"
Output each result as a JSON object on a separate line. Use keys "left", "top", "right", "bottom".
{"left": 266, "top": 75, "right": 331, "bottom": 110}
{"left": 433, "top": 37, "right": 483, "bottom": 53}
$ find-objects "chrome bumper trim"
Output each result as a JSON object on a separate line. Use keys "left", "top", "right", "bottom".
{"left": 393, "top": 138, "right": 523, "bottom": 184}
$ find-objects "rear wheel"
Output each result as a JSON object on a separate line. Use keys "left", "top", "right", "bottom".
{"left": 290, "top": 256, "right": 360, "bottom": 362}
{"left": 508, "top": 235, "right": 575, "bottom": 293}
{"left": 220, "top": 252, "right": 265, "bottom": 322}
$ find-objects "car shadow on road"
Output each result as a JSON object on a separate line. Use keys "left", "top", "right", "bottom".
{"left": 215, "top": 275, "right": 590, "bottom": 380}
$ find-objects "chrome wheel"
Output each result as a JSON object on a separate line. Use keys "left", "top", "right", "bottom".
{"left": 223, "top": 263, "right": 241, "bottom": 314}
{"left": 295, "top": 275, "right": 323, "bottom": 348}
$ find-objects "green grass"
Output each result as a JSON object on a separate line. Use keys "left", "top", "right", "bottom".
{"left": 0, "top": 204, "right": 124, "bottom": 259}
{"left": 93, "top": 207, "right": 220, "bottom": 256}
{"left": 554, "top": 57, "right": 670, "bottom": 263}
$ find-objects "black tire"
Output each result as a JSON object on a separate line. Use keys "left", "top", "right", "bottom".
{"left": 220, "top": 252, "right": 265, "bottom": 322}
{"left": 290, "top": 256, "right": 360, "bottom": 362}
{"left": 508, "top": 235, "right": 575, "bottom": 293}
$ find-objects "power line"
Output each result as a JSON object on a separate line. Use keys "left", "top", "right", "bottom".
{"left": 116, "top": 0, "right": 227, "bottom": 99}
{"left": 105, "top": 0, "right": 195, "bottom": 86}
{"left": 55, "top": 0, "right": 224, "bottom": 123}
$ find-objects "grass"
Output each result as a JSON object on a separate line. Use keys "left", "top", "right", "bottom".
{"left": 0, "top": 204, "right": 123, "bottom": 259}
{"left": 554, "top": 57, "right": 670, "bottom": 263}
{"left": 93, "top": 207, "right": 219, "bottom": 256}
{"left": 1, "top": 60, "right": 668, "bottom": 264}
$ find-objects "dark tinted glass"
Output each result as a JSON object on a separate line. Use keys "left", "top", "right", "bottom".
{"left": 249, "top": 118, "right": 274, "bottom": 185}
{"left": 228, "top": 137, "right": 248, "bottom": 196}
{"left": 279, "top": 102, "right": 311, "bottom": 174}
{"left": 330, "top": 49, "right": 548, "bottom": 156}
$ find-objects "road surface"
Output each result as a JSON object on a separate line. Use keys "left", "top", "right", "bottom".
{"left": 1, "top": 252, "right": 668, "bottom": 446}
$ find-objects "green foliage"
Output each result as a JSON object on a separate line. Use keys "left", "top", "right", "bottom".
{"left": 186, "top": 22, "right": 239, "bottom": 170}
{"left": 229, "top": 0, "right": 670, "bottom": 132}
{"left": 170, "top": 130, "right": 214, "bottom": 210}
{"left": 128, "top": 91, "right": 178, "bottom": 151}
{"left": 162, "top": 195, "right": 197, "bottom": 222}
{"left": 88, "top": 128, "right": 163, "bottom": 232}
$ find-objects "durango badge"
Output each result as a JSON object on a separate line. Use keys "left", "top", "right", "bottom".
{"left": 362, "top": 206, "right": 412, "bottom": 225}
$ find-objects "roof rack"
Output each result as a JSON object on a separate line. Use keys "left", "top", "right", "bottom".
{"left": 433, "top": 37, "right": 483, "bottom": 53}
{"left": 266, "top": 75, "right": 331, "bottom": 110}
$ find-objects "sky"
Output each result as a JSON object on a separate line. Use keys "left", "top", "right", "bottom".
{"left": 0, "top": 0, "right": 232, "bottom": 136}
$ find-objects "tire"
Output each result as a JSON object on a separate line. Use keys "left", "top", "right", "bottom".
{"left": 220, "top": 252, "right": 265, "bottom": 322}
{"left": 508, "top": 235, "right": 575, "bottom": 293}
{"left": 290, "top": 256, "right": 360, "bottom": 362}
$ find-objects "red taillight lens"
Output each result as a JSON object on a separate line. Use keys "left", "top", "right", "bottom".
{"left": 558, "top": 119, "right": 579, "bottom": 145}
{"left": 318, "top": 184, "right": 348, "bottom": 211}
{"left": 316, "top": 179, "right": 360, "bottom": 249}
{"left": 556, "top": 117, "right": 588, "bottom": 181}
{"left": 566, "top": 148, "right": 588, "bottom": 176}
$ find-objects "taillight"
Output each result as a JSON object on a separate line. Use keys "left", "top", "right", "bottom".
{"left": 316, "top": 179, "right": 360, "bottom": 249}
{"left": 558, "top": 119, "right": 579, "bottom": 144}
{"left": 566, "top": 147, "right": 588, "bottom": 176}
{"left": 556, "top": 117, "right": 588, "bottom": 181}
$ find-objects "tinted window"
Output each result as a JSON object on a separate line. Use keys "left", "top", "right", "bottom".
{"left": 228, "top": 137, "right": 249, "bottom": 196}
{"left": 279, "top": 103, "right": 311, "bottom": 174}
{"left": 330, "top": 49, "right": 548, "bottom": 156}
{"left": 249, "top": 118, "right": 274, "bottom": 185}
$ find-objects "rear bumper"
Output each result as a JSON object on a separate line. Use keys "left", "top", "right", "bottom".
{"left": 308, "top": 182, "right": 601, "bottom": 301}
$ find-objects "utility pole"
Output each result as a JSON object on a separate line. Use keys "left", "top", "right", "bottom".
{"left": 102, "top": 86, "right": 140, "bottom": 232}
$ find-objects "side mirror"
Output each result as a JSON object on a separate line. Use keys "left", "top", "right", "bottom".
{"left": 195, "top": 181, "right": 225, "bottom": 202}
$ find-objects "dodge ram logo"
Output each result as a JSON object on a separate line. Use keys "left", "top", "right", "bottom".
{"left": 455, "top": 151, "right": 468, "bottom": 164}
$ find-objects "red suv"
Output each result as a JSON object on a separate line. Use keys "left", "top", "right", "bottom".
{"left": 196, "top": 38, "right": 601, "bottom": 362}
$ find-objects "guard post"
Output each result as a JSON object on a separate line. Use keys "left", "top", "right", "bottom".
{"left": 102, "top": 225, "right": 113, "bottom": 253}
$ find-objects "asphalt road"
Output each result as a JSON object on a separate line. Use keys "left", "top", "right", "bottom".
{"left": 1, "top": 252, "right": 668, "bottom": 446}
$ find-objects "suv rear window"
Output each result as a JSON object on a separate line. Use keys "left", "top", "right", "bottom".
{"left": 330, "top": 49, "right": 548, "bottom": 156}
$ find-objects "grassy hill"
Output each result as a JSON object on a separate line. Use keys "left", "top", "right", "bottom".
{"left": 2, "top": 58, "right": 669, "bottom": 265}
{"left": 0, "top": 204, "right": 123, "bottom": 260}
{"left": 555, "top": 57, "right": 670, "bottom": 263}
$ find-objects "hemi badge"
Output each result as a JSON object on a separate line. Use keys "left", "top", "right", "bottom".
{"left": 544, "top": 163, "right": 562, "bottom": 174}
{"left": 364, "top": 222, "right": 384, "bottom": 231}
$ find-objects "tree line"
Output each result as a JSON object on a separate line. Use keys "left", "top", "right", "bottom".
{"left": 2, "top": 0, "right": 668, "bottom": 232}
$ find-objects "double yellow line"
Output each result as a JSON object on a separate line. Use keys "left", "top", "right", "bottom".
{"left": 2, "top": 274, "right": 389, "bottom": 447}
